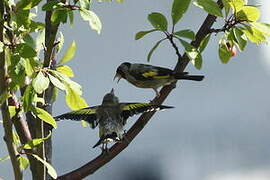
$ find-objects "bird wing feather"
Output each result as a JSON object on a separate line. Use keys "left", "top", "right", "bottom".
{"left": 120, "top": 103, "right": 173, "bottom": 122}
{"left": 54, "top": 106, "right": 99, "bottom": 129}
{"left": 129, "top": 64, "right": 174, "bottom": 80}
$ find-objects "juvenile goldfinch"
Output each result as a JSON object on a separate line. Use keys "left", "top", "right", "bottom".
{"left": 114, "top": 62, "right": 204, "bottom": 96}
{"left": 55, "top": 89, "right": 173, "bottom": 151}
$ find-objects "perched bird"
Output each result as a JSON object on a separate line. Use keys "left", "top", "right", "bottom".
{"left": 55, "top": 89, "right": 173, "bottom": 151}
{"left": 114, "top": 62, "right": 205, "bottom": 96}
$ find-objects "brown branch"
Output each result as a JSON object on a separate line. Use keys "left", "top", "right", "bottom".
{"left": 0, "top": 0, "right": 22, "bottom": 179}
{"left": 58, "top": 1, "right": 223, "bottom": 179}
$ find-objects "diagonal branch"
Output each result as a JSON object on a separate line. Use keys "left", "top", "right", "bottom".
{"left": 57, "top": 1, "right": 223, "bottom": 179}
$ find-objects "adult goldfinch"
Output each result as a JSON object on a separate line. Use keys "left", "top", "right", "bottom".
{"left": 114, "top": 62, "right": 204, "bottom": 96}
{"left": 55, "top": 89, "right": 173, "bottom": 150}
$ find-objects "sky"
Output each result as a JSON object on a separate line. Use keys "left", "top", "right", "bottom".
{"left": 1, "top": 0, "right": 270, "bottom": 180}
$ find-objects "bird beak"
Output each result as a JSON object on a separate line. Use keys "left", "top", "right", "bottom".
{"left": 113, "top": 73, "right": 122, "bottom": 83}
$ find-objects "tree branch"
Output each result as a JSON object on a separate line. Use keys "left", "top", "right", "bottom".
{"left": 0, "top": 0, "right": 22, "bottom": 179}
{"left": 58, "top": 1, "right": 223, "bottom": 179}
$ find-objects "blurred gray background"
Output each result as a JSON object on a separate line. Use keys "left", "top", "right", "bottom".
{"left": 1, "top": 0, "right": 270, "bottom": 179}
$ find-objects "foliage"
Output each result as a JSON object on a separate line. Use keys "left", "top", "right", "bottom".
{"left": 135, "top": 0, "right": 270, "bottom": 67}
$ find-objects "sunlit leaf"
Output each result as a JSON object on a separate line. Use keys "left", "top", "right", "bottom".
{"left": 32, "top": 71, "right": 50, "bottom": 94}
{"left": 80, "top": 8, "right": 102, "bottom": 34}
{"left": 178, "top": 38, "right": 199, "bottom": 60}
{"left": 48, "top": 74, "right": 66, "bottom": 91}
{"left": 65, "top": 87, "right": 88, "bottom": 110}
{"left": 148, "top": 12, "right": 168, "bottom": 31}
{"left": 56, "top": 65, "right": 74, "bottom": 77}
{"left": 31, "top": 154, "right": 57, "bottom": 179}
{"left": 236, "top": 6, "right": 260, "bottom": 22}
{"left": 18, "top": 156, "right": 29, "bottom": 171}
{"left": 171, "top": 0, "right": 192, "bottom": 25}
{"left": 250, "top": 22, "right": 270, "bottom": 36}
{"left": 34, "top": 107, "right": 57, "bottom": 128}
{"left": 193, "top": 0, "right": 223, "bottom": 17}
{"left": 241, "top": 25, "right": 266, "bottom": 44}
{"left": 59, "top": 41, "right": 76, "bottom": 64}
{"left": 227, "top": 0, "right": 245, "bottom": 12}
{"left": 22, "top": 131, "right": 51, "bottom": 149}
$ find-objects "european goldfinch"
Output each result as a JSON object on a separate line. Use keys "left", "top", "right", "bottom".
{"left": 114, "top": 62, "right": 204, "bottom": 96}
{"left": 55, "top": 89, "right": 173, "bottom": 150}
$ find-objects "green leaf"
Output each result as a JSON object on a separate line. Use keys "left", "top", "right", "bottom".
{"left": 174, "top": 29, "right": 195, "bottom": 40}
{"left": 250, "top": 22, "right": 270, "bottom": 37}
{"left": 79, "top": 0, "right": 90, "bottom": 9}
{"left": 22, "top": 132, "right": 51, "bottom": 149}
{"left": 24, "top": 58, "right": 35, "bottom": 76}
{"left": 135, "top": 29, "right": 158, "bottom": 40}
{"left": 16, "top": 0, "right": 43, "bottom": 10}
{"left": 0, "top": 155, "right": 10, "bottom": 162}
{"left": 56, "top": 32, "right": 64, "bottom": 53}
{"left": 56, "top": 65, "right": 74, "bottom": 77}
{"left": 35, "top": 29, "right": 45, "bottom": 54}
{"left": 80, "top": 9, "right": 102, "bottom": 34}
{"left": 233, "top": 28, "right": 247, "bottom": 51}
{"left": 12, "top": 131, "right": 21, "bottom": 146}
{"left": 148, "top": 12, "right": 168, "bottom": 31}
{"left": 52, "top": 71, "right": 82, "bottom": 95}
{"left": 65, "top": 87, "right": 88, "bottom": 110}
{"left": 51, "top": 87, "right": 59, "bottom": 103}
{"left": 227, "top": 0, "right": 245, "bottom": 13}
{"left": 222, "top": 0, "right": 230, "bottom": 16}
{"left": 236, "top": 6, "right": 260, "bottom": 22}
{"left": 31, "top": 154, "right": 57, "bottom": 179}
{"left": 147, "top": 39, "right": 166, "bottom": 62}
{"left": 51, "top": 9, "right": 68, "bottom": 24}
{"left": 193, "top": 0, "right": 223, "bottom": 17}
{"left": 219, "top": 42, "right": 231, "bottom": 64}
{"left": 171, "top": 0, "right": 192, "bottom": 25}
{"left": 18, "top": 43, "right": 37, "bottom": 58}
{"left": 48, "top": 74, "right": 66, "bottom": 91}
{"left": 68, "top": 10, "right": 74, "bottom": 26}
{"left": 59, "top": 41, "right": 76, "bottom": 64}
{"left": 32, "top": 71, "right": 50, "bottom": 94}
{"left": 241, "top": 25, "right": 266, "bottom": 44}
{"left": 42, "top": 1, "right": 63, "bottom": 11}
{"left": 178, "top": 38, "right": 199, "bottom": 60}
{"left": 198, "top": 34, "right": 211, "bottom": 52}
{"left": 23, "top": 85, "right": 36, "bottom": 112}
{"left": 191, "top": 53, "right": 202, "bottom": 70}
{"left": 9, "top": 106, "right": 16, "bottom": 119}
{"left": 34, "top": 107, "right": 57, "bottom": 128}
{"left": 18, "top": 156, "right": 29, "bottom": 171}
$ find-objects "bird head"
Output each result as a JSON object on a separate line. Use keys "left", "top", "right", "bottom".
{"left": 102, "top": 88, "right": 119, "bottom": 105}
{"left": 113, "top": 62, "right": 131, "bottom": 83}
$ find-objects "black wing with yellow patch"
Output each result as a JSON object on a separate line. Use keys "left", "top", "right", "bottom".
{"left": 54, "top": 106, "right": 99, "bottom": 128}
{"left": 129, "top": 64, "right": 174, "bottom": 81}
{"left": 120, "top": 103, "right": 174, "bottom": 124}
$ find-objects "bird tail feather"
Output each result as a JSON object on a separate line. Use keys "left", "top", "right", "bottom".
{"left": 174, "top": 73, "right": 204, "bottom": 81}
